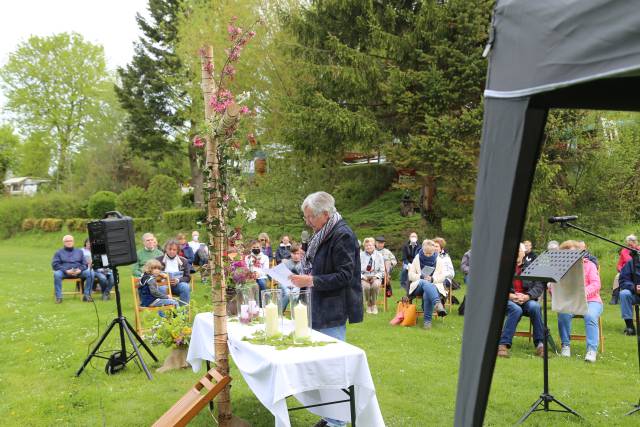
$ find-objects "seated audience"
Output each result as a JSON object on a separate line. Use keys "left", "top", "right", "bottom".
{"left": 618, "top": 244, "right": 640, "bottom": 336}
{"left": 408, "top": 239, "right": 448, "bottom": 329}
{"left": 361, "top": 237, "right": 385, "bottom": 314}
{"left": 275, "top": 235, "right": 292, "bottom": 264}
{"left": 279, "top": 243, "right": 304, "bottom": 313}
{"left": 401, "top": 232, "right": 420, "bottom": 292}
{"left": 523, "top": 240, "right": 537, "bottom": 264}
{"left": 246, "top": 239, "right": 270, "bottom": 305}
{"left": 461, "top": 248, "right": 471, "bottom": 285}
{"left": 133, "top": 233, "right": 163, "bottom": 277}
{"left": 617, "top": 234, "right": 638, "bottom": 272}
{"left": 498, "top": 243, "right": 545, "bottom": 358}
{"left": 138, "top": 259, "right": 179, "bottom": 308}
{"left": 547, "top": 240, "right": 560, "bottom": 250}
{"left": 555, "top": 240, "right": 602, "bottom": 362}
{"left": 577, "top": 240, "right": 599, "bottom": 268}
{"left": 176, "top": 233, "right": 195, "bottom": 265}
{"left": 52, "top": 235, "right": 94, "bottom": 303}
{"left": 375, "top": 236, "right": 397, "bottom": 275}
{"left": 258, "top": 232, "right": 273, "bottom": 261}
{"left": 156, "top": 239, "right": 191, "bottom": 306}
{"left": 81, "top": 238, "right": 114, "bottom": 300}
{"left": 188, "top": 230, "right": 202, "bottom": 253}
{"left": 433, "top": 237, "right": 455, "bottom": 296}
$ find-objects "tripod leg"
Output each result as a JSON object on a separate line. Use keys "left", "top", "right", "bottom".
{"left": 516, "top": 397, "right": 543, "bottom": 425}
{"left": 625, "top": 403, "right": 640, "bottom": 416}
{"left": 549, "top": 396, "right": 582, "bottom": 418}
{"left": 123, "top": 317, "right": 158, "bottom": 361}
{"left": 121, "top": 320, "right": 154, "bottom": 380}
{"left": 76, "top": 318, "right": 119, "bottom": 377}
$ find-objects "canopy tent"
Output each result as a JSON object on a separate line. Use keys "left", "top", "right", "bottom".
{"left": 455, "top": 1, "right": 640, "bottom": 426}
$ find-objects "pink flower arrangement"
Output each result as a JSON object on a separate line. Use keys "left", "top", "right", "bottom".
{"left": 227, "top": 259, "right": 251, "bottom": 286}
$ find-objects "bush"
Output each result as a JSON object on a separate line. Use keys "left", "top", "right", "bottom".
{"left": 38, "top": 218, "right": 64, "bottom": 232}
{"left": 22, "top": 218, "right": 37, "bottom": 231}
{"left": 181, "top": 190, "right": 194, "bottom": 208}
{"left": 147, "top": 175, "right": 180, "bottom": 218}
{"left": 333, "top": 164, "right": 396, "bottom": 212}
{"left": 163, "top": 209, "right": 206, "bottom": 231}
{"left": 32, "top": 193, "right": 85, "bottom": 218}
{"left": 0, "top": 197, "right": 33, "bottom": 238}
{"left": 133, "top": 217, "right": 156, "bottom": 233}
{"left": 116, "top": 186, "right": 148, "bottom": 218}
{"left": 65, "top": 218, "right": 88, "bottom": 232}
{"left": 87, "top": 191, "right": 117, "bottom": 219}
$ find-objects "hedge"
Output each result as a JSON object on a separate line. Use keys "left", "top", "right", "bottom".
{"left": 133, "top": 218, "right": 156, "bottom": 233}
{"left": 88, "top": 191, "right": 117, "bottom": 219}
{"left": 162, "top": 209, "right": 206, "bottom": 230}
{"left": 66, "top": 218, "right": 88, "bottom": 232}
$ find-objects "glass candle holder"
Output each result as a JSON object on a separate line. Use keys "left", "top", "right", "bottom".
{"left": 237, "top": 283, "right": 259, "bottom": 324}
{"left": 261, "top": 289, "right": 283, "bottom": 337}
{"left": 291, "top": 289, "right": 312, "bottom": 343}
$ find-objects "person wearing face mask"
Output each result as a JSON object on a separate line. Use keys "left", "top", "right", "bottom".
{"left": 401, "top": 232, "right": 420, "bottom": 293}
{"left": 156, "top": 239, "right": 191, "bottom": 306}
{"left": 245, "top": 239, "right": 270, "bottom": 305}
{"left": 189, "top": 230, "right": 209, "bottom": 267}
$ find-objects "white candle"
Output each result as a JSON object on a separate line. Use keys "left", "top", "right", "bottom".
{"left": 294, "top": 302, "right": 309, "bottom": 338}
{"left": 264, "top": 302, "right": 279, "bottom": 336}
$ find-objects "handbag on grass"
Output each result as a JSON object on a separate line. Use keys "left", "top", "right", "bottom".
{"left": 401, "top": 303, "right": 418, "bottom": 326}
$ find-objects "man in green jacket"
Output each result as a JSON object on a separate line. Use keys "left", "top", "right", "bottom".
{"left": 132, "top": 233, "right": 163, "bottom": 277}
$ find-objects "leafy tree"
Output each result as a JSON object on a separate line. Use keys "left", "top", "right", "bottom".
{"left": 88, "top": 191, "right": 118, "bottom": 219}
{"left": 0, "top": 125, "right": 20, "bottom": 180}
{"left": 146, "top": 174, "right": 180, "bottom": 218}
{"left": 0, "top": 33, "right": 112, "bottom": 188}
{"left": 15, "top": 132, "right": 52, "bottom": 178}
{"left": 116, "top": 186, "right": 149, "bottom": 218}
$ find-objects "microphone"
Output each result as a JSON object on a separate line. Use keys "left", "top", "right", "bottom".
{"left": 548, "top": 215, "right": 578, "bottom": 224}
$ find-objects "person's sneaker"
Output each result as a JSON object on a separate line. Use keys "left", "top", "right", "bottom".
{"left": 423, "top": 321, "right": 432, "bottom": 330}
{"left": 366, "top": 306, "right": 372, "bottom": 314}
{"left": 561, "top": 345, "right": 571, "bottom": 357}
{"left": 372, "top": 305, "right": 378, "bottom": 314}
{"left": 435, "top": 302, "right": 447, "bottom": 317}
{"left": 497, "top": 344, "right": 510, "bottom": 358}
{"left": 585, "top": 350, "right": 597, "bottom": 363}
{"left": 82, "top": 295, "right": 94, "bottom": 302}
{"left": 55, "top": 298, "right": 62, "bottom": 304}
{"left": 102, "top": 293, "right": 110, "bottom": 301}
{"left": 312, "top": 419, "right": 328, "bottom": 427}
{"left": 535, "top": 343, "right": 545, "bottom": 357}
{"left": 624, "top": 327, "right": 636, "bottom": 336}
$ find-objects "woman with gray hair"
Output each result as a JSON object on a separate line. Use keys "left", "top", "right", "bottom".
{"left": 407, "top": 239, "right": 448, "bottom": 329}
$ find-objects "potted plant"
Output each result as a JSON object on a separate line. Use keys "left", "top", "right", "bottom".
{"left": 145, "top": 305, "right": 193, "bottom": 372}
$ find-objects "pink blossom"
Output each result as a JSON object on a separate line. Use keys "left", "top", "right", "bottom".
{"left": 222, "top": 194, "right": 230, "bottom": 202}
{"left": 239, "top": 106, "right": 250, "bottom": 115}
{"left": 193, "top": 136, "right": 205, "bottom": 148}
{"left": 223, "top": 64, "right": 236, "bottom": 77}
{"left": 204, "top": 61, "right": 213, "bottom": 74}
{"left": 209, "top": 89, "right": 235, "bottom": 114}
{"left": 248, "top": 31, "right": 256, "bottom": 38}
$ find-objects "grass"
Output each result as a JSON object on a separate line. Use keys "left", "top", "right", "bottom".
{"left": 2, "top": 230, "right": 640, "bottom": 426}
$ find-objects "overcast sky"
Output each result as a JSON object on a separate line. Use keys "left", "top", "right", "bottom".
{"left": 0, "top": 0, "right": 150, "bottom": 111}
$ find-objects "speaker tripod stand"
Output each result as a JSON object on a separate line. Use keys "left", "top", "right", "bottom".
{"left": 76, "top": 267, "right": 158, "bottom": 380}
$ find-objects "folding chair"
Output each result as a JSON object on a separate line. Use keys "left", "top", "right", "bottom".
{"left": 58, "top": 277, "right": 83, "bottom": 299}
{"left": 152, "top": 368, "right": 231, "bottom": 427}
{"left": 376, "top": 272, "right": 390, "bottom": 312}
{"left": 131, "top": 277, "right": 175, "bottom": 335}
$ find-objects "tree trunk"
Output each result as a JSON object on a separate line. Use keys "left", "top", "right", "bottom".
{"left": 420, "top": 175, "right": 441, "bottom": 229}
{"left": 188, "top": 137, "right": 204, "bottom": 207}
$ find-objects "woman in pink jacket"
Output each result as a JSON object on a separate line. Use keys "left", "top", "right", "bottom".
{"left": 557, "top": 240, "right": 602, "bottom": 363}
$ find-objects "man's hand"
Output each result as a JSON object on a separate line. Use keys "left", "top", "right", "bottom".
{"left": 289, "top": 274, "right": 313, "bottom": 287}
{"left": 513, "top": 293, "right": 530, "bottom": 304}
{"left": 508, "top": 293, "right": 518, "bottom": 302}
{"left": 170, "top": 278, "right": 178, "bottom": 286}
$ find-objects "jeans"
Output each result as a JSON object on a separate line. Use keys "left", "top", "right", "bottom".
{"left": 256, "top": 278, "right": 267, "bottom": 306}
{"left": 315, "top": 324, "right": 347, "bottom": 427}
{"left": 171, "top": 281, "right": 191, "bottom": 306}
{"left": 620, "top": 289, "right": 640, "bottom": 320}
{"left": 558, "top": 301, "right": 603, "bottom": 352}
{"left": 499, "top": 299, "right": 544, "bottom": 347}
{"left": 410, "top": 280, "right": 440, "bottom": 322}
{"left": 278, "top": 283, "right": 299, "bottom": 313}
{"left": 95, "top": 271, "right": 114, "bottom": 295}
{"left": 53, "top": 269, "right": 93, "bottom": 299}
{"left": 400, "top": 265, "right": 409, "bottom": 293}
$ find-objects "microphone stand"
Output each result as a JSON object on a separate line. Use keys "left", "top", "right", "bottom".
{"left": 554, "top": 219, "right": 640, "bottom": 415}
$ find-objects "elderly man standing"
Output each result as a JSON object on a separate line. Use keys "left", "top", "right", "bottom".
{"left": 52, "top": 235, "right": 94, "bottom": 303}
{"left": 290, "top": 191, "right": 363, "bottom": 427}
{"left": 132, "top": 233, "right": 163, "bottom": 277}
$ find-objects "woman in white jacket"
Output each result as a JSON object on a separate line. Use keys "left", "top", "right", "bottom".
{"left": 408, "top": 239, "right": 448, "bottom": 328}
{"left": 360, "top": 237, "right": 385, "bottom": 314}
{"left": 434, "top": 237, "right": 455, "bottom": 296}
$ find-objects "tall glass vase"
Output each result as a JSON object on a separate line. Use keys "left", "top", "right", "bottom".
{"left": 236, "top": 282, "right": 260, "bottom": 324}
{"left": 261, "top": 289, "right": 283, "bottom": 337}
{"left": 291, "top": 289, "right": 312, "bottom": 343}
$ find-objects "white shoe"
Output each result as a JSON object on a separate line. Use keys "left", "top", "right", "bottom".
{"left": 561, "top": 345, "right": 571, "bottom": 357}
{"left": 585, "top": 350, "right": 597, "bottom": 363}
{"left": 372, "top": 306, "right": 378, "bottom": 314}
{"left": 366, "top": 306, "right": 372, "bottom": 314}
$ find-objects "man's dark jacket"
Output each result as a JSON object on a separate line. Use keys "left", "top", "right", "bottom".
{"left": 155, "top": 255, "right": 191, "bottom": 284}
{"left": 508, "top": 260, "right": 545, "bottom": 300}
{"left": 402, "top": 241, "right": 420, "bottom": 264}
{"left": 311, "top": 219, "right": 363, "bottom": 329}
{"left": 619, "top": 258, "right": 639, "bottom": 293}
{"left": 52, "top": 247, "right": 87, "bottom": 272}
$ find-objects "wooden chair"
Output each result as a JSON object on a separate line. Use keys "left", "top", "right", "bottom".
{"left": 131, "top": 277, "right": 175, "bottom": 335}
{"left": 152, "top": 368, "right": 231, "bottom": 427}
{"left": 58, "top": 277, "right": 83, "bottom": 299}
{"left": 376, "top": 272, "right": 390, "bottom": 312}
{"left": 514, "top": 318, "right": 533, "bottom": 343}
{"left": 569, "top": 315, "right": 605, "bottom": 353}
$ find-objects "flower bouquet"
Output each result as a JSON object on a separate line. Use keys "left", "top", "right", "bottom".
{"left": 145, "top": 305, "right": 192, "bottom": 372}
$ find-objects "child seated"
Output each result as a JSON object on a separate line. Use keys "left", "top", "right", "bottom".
{"left": 139, "top": 259, "right": 179, "bottom": 308}
{"left": 279, "top": 244, "right": 304, "bottom": 313}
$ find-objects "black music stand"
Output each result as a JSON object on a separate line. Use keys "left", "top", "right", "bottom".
{"left": 515, "top": 250, "right": 584, "bottom": 424}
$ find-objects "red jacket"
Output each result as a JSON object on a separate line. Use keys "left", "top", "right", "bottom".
{"left": 618, "top": 248, "right": 634, "bottom": 272}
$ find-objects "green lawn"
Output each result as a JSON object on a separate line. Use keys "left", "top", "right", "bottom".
{"left": 2, "top": 232, "right": 639, "bottom": 426}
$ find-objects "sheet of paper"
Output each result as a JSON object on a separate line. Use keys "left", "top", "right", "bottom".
{"left": 266, "top": 262, "right": 295, "bottom": 288}
{"left": 551, "top": 260, "right": 588, "bottom": 315}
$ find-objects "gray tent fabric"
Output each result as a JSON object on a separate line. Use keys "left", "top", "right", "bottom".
{"left": 454, "top": 0, "right": 640, "bottom": 426}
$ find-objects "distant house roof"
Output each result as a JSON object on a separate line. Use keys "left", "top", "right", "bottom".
{"left": 3, "top": 177, "right": 50, "bottom": 185}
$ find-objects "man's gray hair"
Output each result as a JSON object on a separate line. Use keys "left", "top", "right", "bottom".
{"left": 626, "top": 234, "right": 637, "bottom": 243}
{"left": 301, "top": 192, "right": 337, "bottom": 216}
{"left": 142, "top": 232, "right": 154, "bottom": 243}
{"left": 547, "top": 240, "right": 559, "bottom": 250}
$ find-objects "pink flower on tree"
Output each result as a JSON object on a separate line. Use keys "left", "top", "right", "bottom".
{"left": 193, "top": 135, "right": 205, "bottom": 148}
{"left": 209, "top": 89, "right": 234, "bottom": 113}
{"left": 239, "top": 106, "right": 250, "bottom": 115}
{"left": 223, "top": 64, "right": 236, "bottom": 77}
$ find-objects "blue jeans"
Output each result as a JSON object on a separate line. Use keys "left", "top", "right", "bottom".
{"left": 620, "top": 289, "right": 640, "bottom": 320}
{"left": 410, "top": 280, "right": 440, "bottom": 322}
{"left": 53, "top": 269, "right": 93, "bottom": 299}
{"left": 256, "top": 278, "right": 267, "bottom": 306}
{"left": 278, "top": 284, "right": 299, "bottom": 313}
{"left": 558, "top": 301, "right": 602, "bottom": 352}
{"left": 95, "top": 271, "right": 114, "bottom": 295}
{"left": 171, "top": 281, "right": 191, "bottom": 306}
{"left": 499, "top": 300, "right": 544, "bottom": 347}
{"left": 315, "top": 324, "right": 347, "bottom": 427}
{"left": 400, "top": 265, "right": 409, "bottom": 292}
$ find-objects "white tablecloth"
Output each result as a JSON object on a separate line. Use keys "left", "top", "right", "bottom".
{"left": 186, "top": 312, "right": 385, "bottom": 427}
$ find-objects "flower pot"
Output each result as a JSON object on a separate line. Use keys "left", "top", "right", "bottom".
{"left": 156, "top": 347, "right": 189, "bottom": 373}
{"left": 254, "top": 158, "right": 267, "bottom": 175}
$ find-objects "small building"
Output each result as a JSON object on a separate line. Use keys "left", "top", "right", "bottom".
{"left": 3, "top": 177, "right": 50, "bottom": 196}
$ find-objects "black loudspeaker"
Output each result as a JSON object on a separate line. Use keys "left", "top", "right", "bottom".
{"left": 88, "top": 211, "right": 137, "bottom": 268}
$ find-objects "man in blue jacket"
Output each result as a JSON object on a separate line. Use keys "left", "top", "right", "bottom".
{"left": 52, "top": 235, "right": 94, "bottom": 303}
{"left": 618, "top": 254, "right": 640, "bottom": 335}
{"left": 290, "top": 191, "right": 363, "bottom": 427}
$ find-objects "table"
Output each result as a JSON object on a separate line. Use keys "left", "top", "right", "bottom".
{"left": 187, "top": 312, "right": 385, "bottom": 427}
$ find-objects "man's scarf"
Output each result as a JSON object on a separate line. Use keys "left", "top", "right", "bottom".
{"left": 303, "top": 212, "right": 342, "bottom": 274}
